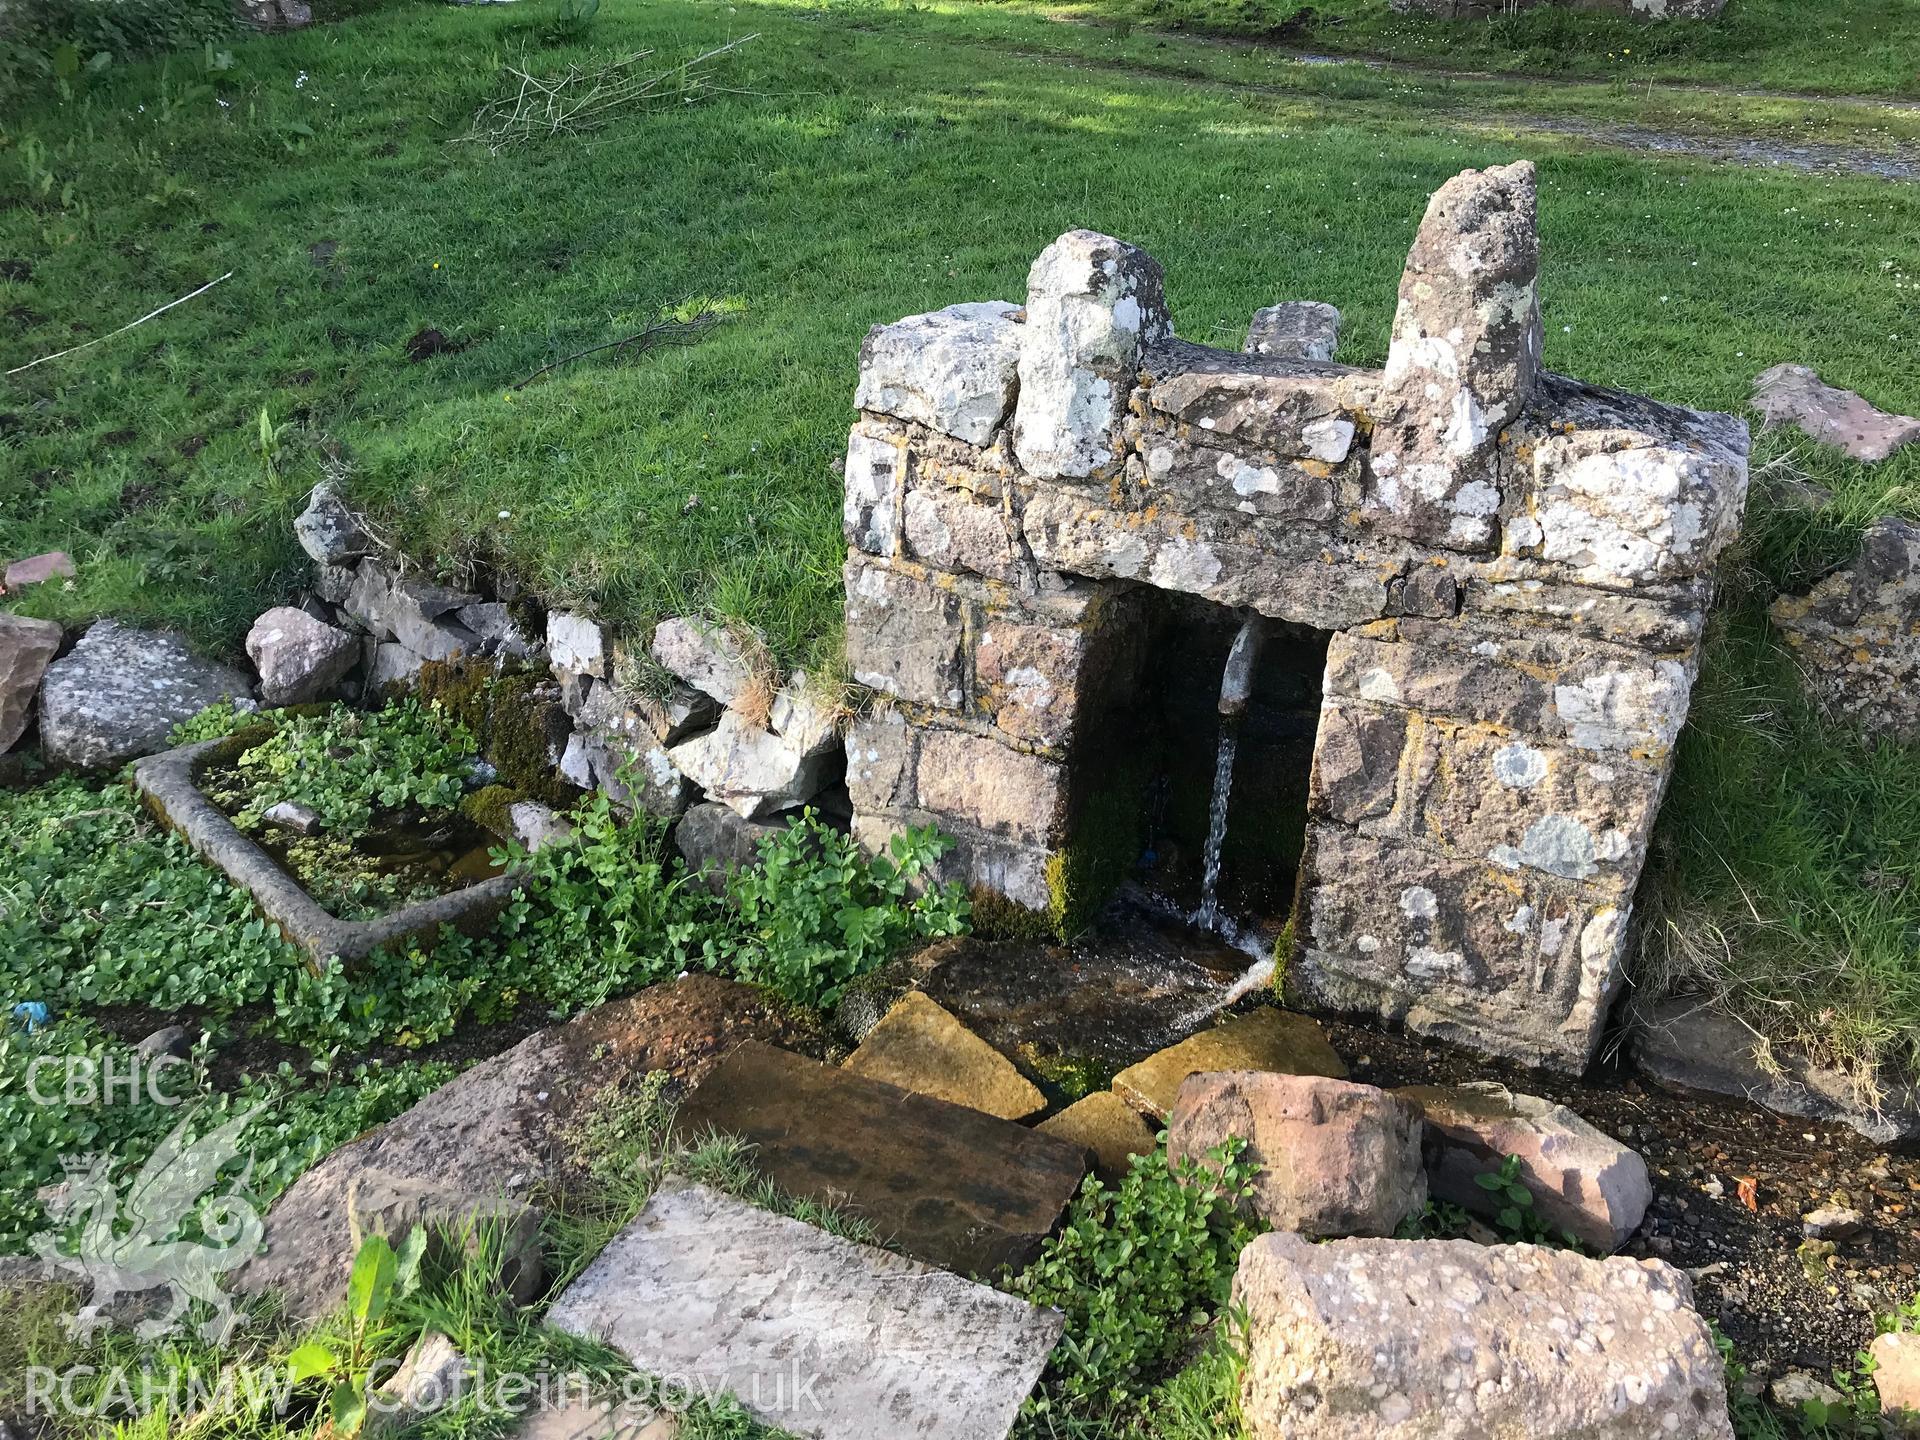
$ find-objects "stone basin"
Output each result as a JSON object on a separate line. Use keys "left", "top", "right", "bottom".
{"left": 133, "top": 735, "right": 522, "bottom": 969}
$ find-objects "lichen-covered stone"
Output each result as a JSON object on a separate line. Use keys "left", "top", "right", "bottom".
{"left": 666, "top": 674, "right": 839, "bottom": 820}
{"left": 39, "top": 620, "right": 252, "bottom": 770}
{"left": 1368, "top": 161, "right": 1541, "bottom": 551}
{"left": 855, "top": 301, "right": 1023, "bottom": 446}
{"left": 1244, "top": 301, "right": 1341, "bottom": 362}
{"left": 547, "top": 611, "right": 607, "bottom": 679}
{"left": 650, "top": 616, "right": 757, "bottom": 707}
{"left": 1014, "top": 230, "right": 1170, "bottom": 480}
{"left": 1233, "top": 1233, "right": 1733, "bottom": 1440}
{"left": 1297, "top": 826, "right": 1632, "bottom": 1070}
{"left": 293, "top": 484, "right": 374, "bottom": 565}
{"left": 1770, "top": 516, "right": 1920, "bottom": 738}
{"left": 843, "top": 556, "right": 966, "bottom": 709}
{"left": 843, "top": 424, "right": 905, "bottom": 558}
{"left": 246, "top": 607, "right": 359, "bottom": 706}
{"left": 1507, "top": 375, "right": 1750, "bottom": 590}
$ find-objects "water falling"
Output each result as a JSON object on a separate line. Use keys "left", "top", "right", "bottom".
{"left": 1193, "top": 731, "right": 1238, "bottom": 932}
{"left": 1194, "top": 614, "right": 1266, "bottom": 931}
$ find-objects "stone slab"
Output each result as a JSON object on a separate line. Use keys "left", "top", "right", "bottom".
{"left": 1112, "top": 1007, "right": 1347, "bottom": 1120}
{"left": 843, "top": 991, "right": 1046, "bottom": 1121}
{"left": 677, "top": 1041, "right": 1086, "bottom": 1276}
{"left": 1037, "top": 1091, "right": 1159, "bottom": 1185}
{"left": 546, "top": 1184, "right": 1064, "bottom": 1440}
{"left": 510, "top": 1399, "right": 677, "bottom": 1440}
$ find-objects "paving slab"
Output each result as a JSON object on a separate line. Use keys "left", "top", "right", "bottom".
{"left": 844, "top": 991, "right": 1046, "bottom": 1121}
{"left": 546, "top": 1184, "right": 1064, "bottom": 1440}
{"left": 1037, "top": 1091, "right": 1159, "bottom": 1185}
{"left": 678, "top": 1041, "right": 1086, "bottom": 1276}
{"left": 510, "top": 1398, "right": 676, "bottom": 1440}
{"left": 1111, "top": 1007, "right": 1346, "bottom": 1120}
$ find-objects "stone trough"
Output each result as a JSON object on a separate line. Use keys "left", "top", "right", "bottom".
{"left": 133, "top": 734, "right": 521, "bottom": 968}
{"left": 840, "top": 161, "right": 1752, "bottom": 1074}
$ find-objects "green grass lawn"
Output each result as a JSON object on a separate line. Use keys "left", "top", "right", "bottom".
{"left": 4, "top": 0, "right": 1920, "bottom": 1080}
{"left": 1055, "top": 0, "right": 1920, "bottom": 98}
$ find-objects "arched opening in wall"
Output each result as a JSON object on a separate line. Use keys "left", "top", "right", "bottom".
{"left": 1080, "top": 590, "right": 1328, "bottom": 951}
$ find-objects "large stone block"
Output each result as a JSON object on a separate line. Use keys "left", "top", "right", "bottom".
{"left": 1142, "top": 349, "right": 1372, "bottom": 465}
{"left": 1111, "top": 1007, "right": 1348, "bottom": 1120}
{"left": 546, "top": 1184, "right": 1064, "bottom": 1440}
{"left": 1506, "top": 375, "right": 1749, "bottom": 589}
{"left": 1299, "top": 825, "right": 1632, "bottom": 1069}
{"left": 901, "top": 472, "right": 1027, "bottom": 584}
{"left": 1130, "top": 420, "right": 1341, "bottom": 526}
{"left": 39, "top": 621, "right": 252, "bottom": 770}
{"left": 1168, "top": 1072, "right": 1427, "bottom": 1238}
{"left": 1396, "top": 1081, "right": 1652, "bottom": 1253}
{"left": 1401, "top": 721, "right": 1667, "bottom": 884}
{"left": 1367, "top": 162, "right": 1541, "bottom": 552}
{"left": 842, "top": 991, "right": 1045, "bottom": 1122}
{"left": 843, "top": 556, "right": 966, "bottom": 710}
{"left": 1770, "top": 516, "right": 1920, "bottom": 738}
{"left": 676, "top": 1041, "right": 1087, "bottom": 1276}
{"left": 1020, "top": 489, "right": 1397, "bottom": 633}
{"left": 915, "top": 728, "right": 1066, "bottom": 846}
{"left": 1307, "top": 698, "right": 1408, "bottom": 827}
{"left": 1463, "top": 575, "right": 1709, "bottom": 653}
{"left": 855, "top": 300, "right": 1023, "bottom": 446}
{"left": 1233, "top": 1233, "right": 1733, "bottom": 1440}
{"left": 1014, "top": 230, "right": 1170, "bottom": 480}
{"left": 973, "top": 612, "right": 1091, "bottom": 749}
{"left": 1324, "top": 625, "right": 1696, "bottom": 761}
{"left": 843, "top": 424, "right": 905, "bottom": 558}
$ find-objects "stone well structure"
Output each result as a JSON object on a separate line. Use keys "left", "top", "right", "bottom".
{"left": 839, "top": 162, "right": 1749, "bottom": 1071}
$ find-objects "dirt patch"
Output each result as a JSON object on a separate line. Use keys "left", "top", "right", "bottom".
{"left": 1321, "top": 1015, "right": 1920, "bottom": 1384}
{"left": 404, "top": 326, "right": 467, "bottom": 362}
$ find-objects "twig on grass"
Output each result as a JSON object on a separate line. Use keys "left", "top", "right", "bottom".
{"left": 5, "top": 271, "right": 234, "bottom": 378}
{"left": 460, "top": 34, "right": 759, "bottom": 155}
{"left": 511, "top": 309, "right": 723, "bottom": 390}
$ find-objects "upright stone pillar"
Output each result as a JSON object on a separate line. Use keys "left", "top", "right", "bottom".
{"left": 1368, "top": 161, "right": 1542, "bottom": 552}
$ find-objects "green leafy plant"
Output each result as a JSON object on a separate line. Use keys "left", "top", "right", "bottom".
{"left": 230, "top": 700, "right": 475, "bottom": 837}
{"left": 1010, "top": 1138, "right": 1259, "bottom": 1422}
{"left": 287, "top": 1228, "right": 429, "bottom": 1436}
{"left": 167, "top": 698, "right": 267, "bottom": 745}
{"left": 726, "top": 814, "right": 968, "bottom": 1008}
{"left": 1474, "top": 1154, "right": 1579, "bottom": 1248}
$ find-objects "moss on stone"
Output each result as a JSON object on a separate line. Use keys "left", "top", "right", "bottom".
{"left": 458, "top": 783, "right": 523, "bottom": 840}
{"left": 1019, "top": 1046, "right": 1115, "bottom": 1107}
{"left": 414, "top": 659, "right": 573, "bottom": 807}
{"left": 1047, "top": 756, "right": 1152, "bottom": 940}
{"left": 969, "top": 887, "right": 1056, "bottom": 943}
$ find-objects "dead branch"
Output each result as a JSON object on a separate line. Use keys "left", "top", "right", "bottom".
{"left": 460, "top": 34, "right": 759, "bottom": 155}
{"left": 511, "top": 309, "right": 723, "bottom": 390}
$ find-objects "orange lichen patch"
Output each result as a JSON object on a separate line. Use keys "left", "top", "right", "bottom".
{"left": 1301, "top": 460, "right": 1334, "bottom": 480}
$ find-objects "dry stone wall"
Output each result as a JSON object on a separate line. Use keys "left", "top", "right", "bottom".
{"left": 840, "top": 161, "right": 1750, "bottom": 1071}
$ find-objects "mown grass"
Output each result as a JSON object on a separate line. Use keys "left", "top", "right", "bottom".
{"left": 3, "top": 0, "right": 1920, "bottom": 1075}
{"left": 1040, "top": 0, "right": 1920, "bottom": 98}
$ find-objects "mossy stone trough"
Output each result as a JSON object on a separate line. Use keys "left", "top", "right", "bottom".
{"left": 133, "top": 734, "right": 523, "bottom": 970}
